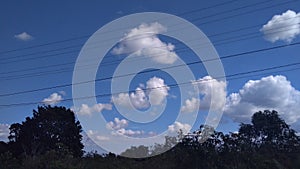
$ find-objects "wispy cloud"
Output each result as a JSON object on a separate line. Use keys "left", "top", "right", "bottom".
{"left": 14, "top": 32, "right": 33, "bottom": 41}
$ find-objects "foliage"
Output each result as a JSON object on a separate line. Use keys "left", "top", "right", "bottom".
{"left": 7, "top": 106, "right": 84, "bottom": 158}
{"left": 0, "top": 109, "right": 300, "bottom": 169}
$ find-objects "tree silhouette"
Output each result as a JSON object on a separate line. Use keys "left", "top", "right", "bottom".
{"left": 121, "top": 145, "right": 150, "bottom": 158}
{"left": 1, "top": 109, "right": 300, "bottom": 168}
{"left": 8, "top": 106, "right": 84, "bottom": 157}
{"left": 117, "top": 110, "right": 300, "bottom": 168}
{"left": 239, "top": 110, "right": 300, "bottom": 152}
{"left": 0, "top": 141, "right": 8, "bottom": 154}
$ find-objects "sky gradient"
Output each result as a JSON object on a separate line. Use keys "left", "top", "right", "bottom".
{"left": 1, "top": 0, "right": 300, "bottom": 154}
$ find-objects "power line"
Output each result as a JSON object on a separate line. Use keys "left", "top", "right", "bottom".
{"left": 0, "top": 35, "right": 89, "bottom": 55}
{"left": 179, "top": 0, "right": 240, "bottom": 16}
{"left": 1, "top": 23, "right": 299, "bottom": 81}
{"left": 0, "top": 61, "right": 76, "bottom": 75}
{"left": 1, "top": 18, "right": 298, "bottom": 79}
{"left": 1, "top": 7, "right": 299, "bottom": 67}
{"left": 0, "top": 61, "right": 300, "bottom": 108}
{"left": 1, "top": 16, "right": 299, "bottom": 68}
{"left": 0, "top": 1, "right": 298, "bottom": 109}
{"left": 214, "top": 23, "right": 300, "bottom": 45}
{"left": 0, "top": 0, "right": 295, "bottom": 82}
{"left": 193, "top": 0, "right": 295, "bottom": 26}
{"left": 0, "top": 44, "right": 82, "bottom": 62}
{"left": 0, "top": 0, "right": 286, "bottom": 57}
{"left": 227, "top": 66, "right": 300, "bottom": 82}
{"left": 0, "top": 0, "right": 241, "bottom": 56}
{"left": 0, "top": 41, "right": 299, "bottom": 97}
{"left": 191, "top": 0, "right": 273, "bottom": 23}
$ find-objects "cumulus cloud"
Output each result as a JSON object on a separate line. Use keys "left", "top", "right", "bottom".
{"left": 113, "top": 128, "right": 144, "bottom": 136}
{"left": 0, "top": 124, "right": 10, "bottom": 141}
{"left": 225, "top": 75, "right": 300, "bottom": 124}
{"left": 260, "top": 10, "right": 300, "bottom": 43}
{"left": 168, "top": 121, "right": 191, "bottom": 135}
{"left": 87, "top": 130, "right": 110, "bottom": 141}
{"left": 112, "top": 76, "right": 169, "bottom": 109}
{"left": 42, "top": 92, "right": 63, "bottom": 105}
{"left": 106, "top": 118, "right": 144, "bottom": 136}
{"left": 112, "top": 22, "right": 179, "bottom": 64}
{"left": 76, "top": 103, "right": 112, "bottom": 116}
{"left": 191, "top": 76, "right": 227, "bottom": 111}
{"left": 14, "top": 32, "right": 33, "bottom": 41}
{"left": 180, "top": 97, "right": 200, "bottom": 113}
{"left": 106, "top": 117, "right": 129, "bottom": 130}
{"left": 112, "top": 87, "right": 149, "bottom": 109}
{"left": 146, "top": 77, "right": 170, "bottom": 105}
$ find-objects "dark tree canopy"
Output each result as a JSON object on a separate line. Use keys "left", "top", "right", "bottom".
{"left": 8, "top": 105, "right": 84, "bottom": 157}
{"left": 0, "top": 141, "right": 8, "bottom": 154}
{"left": 239, "top": 110, "right": 300, "bottom": 151}
{"left": 1, "top": 109, "right": 300, "bottom": 169}
{"left": 121, "top": 145, "right": 150, "bottom": 158}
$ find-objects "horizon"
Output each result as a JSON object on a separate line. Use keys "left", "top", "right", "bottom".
{"left": 1, "top": 0, "right": 300, "bottom": 155}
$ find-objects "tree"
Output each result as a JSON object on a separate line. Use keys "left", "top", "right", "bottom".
{"left": 8, "top": 105, "right": 84, "bottom": 157}
{"left": 121, "top": 145, "right": 150, "bottom": 158}
{"left": 151, "top": 135, "right": 178, "bottom": 156}
{"left": 239, "top": 110, "right": 300, "bottom": 152}
{"left": 0, "top": 141, "right": 8, "bottom": 154}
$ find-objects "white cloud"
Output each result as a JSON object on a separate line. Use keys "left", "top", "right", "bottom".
{"left": 113, "top": 128, "right": 144, "bottom": 136}
{"left": 260, "top": 10, "right": 300, "bottom": 43}
{"left": 112, "top": 22, "right": 178, "bottom": 64}
{"left": 58, "top": 91, "right": 66, "bottom": 96}
{"left": 180, "top": 97, "right": 200, "bottom": 113}
{"left": 112, "top": 87, "right": 149, "bottom": 109}
{"left": 168, "top": 121, "right": 191, "bottom": 135}
{"left": 111, "top": 93, "right": 131, "bottom": 108}
{"left": 76, "top": 103, "right": 112, "bottom": 116}
{"left": 106, "top": 118, "right": 144, "bottom": 136}
{"left": 130, "top": 87, "right": 149, "bottom": 108}
{"left": 192, "top": 76, "right": 227, "bottom": 111}
{"left": 87, "top": 130, "right": 110, "bottom": 141}
{"left": 42, "top": 93, "right": 63, "bottom": 105}
{"left": 0, "top": 124, "right": 10, "bottom": 141}
{"left": 112, "top": 76, "right": 169, "bottom": 109}
{"left": 95, "top": 135, "right": 110, "bottom": 141}
{"left": 148, "top": 131, "right": 157, "bottom": 136}
{"left": 146, "top": 76, "right": 170, "bottom": 105}
{"left": 225, "top": 75, "right": 300, "bottom": 124}
{"left": 106, "top": 118, "right": 129, "bottom": 130}
{"left": 14, "top": 32, "right": 33, "bottom": 41}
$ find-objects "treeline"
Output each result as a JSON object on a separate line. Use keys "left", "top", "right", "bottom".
{"left": 0, "top": 106, "right": 300, "bottom": 169}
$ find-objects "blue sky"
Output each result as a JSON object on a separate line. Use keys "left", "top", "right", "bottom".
{"left": 1, "top": 0, "right": 300, "bottom": 154}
